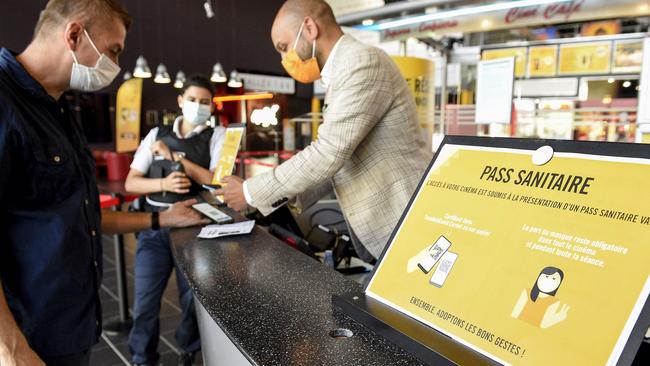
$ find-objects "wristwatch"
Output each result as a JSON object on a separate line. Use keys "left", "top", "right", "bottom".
{"left": 173, "top": 152, "right": 187, "bottom": 161}
{"left": 151, "top": 211, "right": 160, "bottom": 230}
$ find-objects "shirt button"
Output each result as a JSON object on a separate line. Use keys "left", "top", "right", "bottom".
{"left": 94, "top": 260, "right": 98, "bottom": 268}
{"left": 85, "top": 199, "right": 90, "bottom": 205}
{"left": 96, "top": 320, "right": 100, "bottom": 326}
{"left": 91, "top": 230, "right": 97, "bottom": 237}
{"left": 60, "top": 108, "right": 65, "bottom": 114}
{"left": 53, "top": 155, "right": 61, "bottom": 163}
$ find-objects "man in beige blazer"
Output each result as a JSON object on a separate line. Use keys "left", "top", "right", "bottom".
{"left": 218, "top": 0, "right": 431, "bottom": 259}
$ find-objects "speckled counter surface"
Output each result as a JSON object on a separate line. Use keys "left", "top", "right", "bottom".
{"left": 169, "top": 217, "right": 426, "bottom": 366}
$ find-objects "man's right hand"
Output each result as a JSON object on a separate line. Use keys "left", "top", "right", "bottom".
{"left": 162, "top": 172, "right": 191, "bottom": 194}
{"left": 0, "top": 340, "right": 45, "bottom": 366}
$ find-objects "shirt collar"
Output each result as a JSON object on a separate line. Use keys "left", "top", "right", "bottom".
{"left": 0, "top": 48, "right": 54, "bottom": 102}
{"left": 320, "top": 35, "right": 344, "bottom": 88}
{"left": 173, "top": 116, "right": 209, "bottom": 138}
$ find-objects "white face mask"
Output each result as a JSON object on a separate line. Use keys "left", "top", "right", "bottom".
{"left": 182, "top": 101, "right": 212, "bottom": 125}
{"left": 69, "top": 29, "right": 121, "bottom": 92}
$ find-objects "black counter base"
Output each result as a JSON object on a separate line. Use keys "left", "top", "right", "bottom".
{"left": 333, "top": 293, "right": 499, "bottom": 366}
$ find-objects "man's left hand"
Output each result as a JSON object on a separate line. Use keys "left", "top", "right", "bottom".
{"left": 160, "top": 199, "right": 211, "bottom": 228}
{"left": 215, "top": 176, "right": 250, "bottom": 211}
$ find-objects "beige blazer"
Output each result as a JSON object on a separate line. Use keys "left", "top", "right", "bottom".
{"left": 246, "top": 35, "right": 432, "bottom": 258}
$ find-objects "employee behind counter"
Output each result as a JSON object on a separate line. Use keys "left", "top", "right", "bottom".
{"left": 124, "top": 74, "right": 226, "bottom": 366}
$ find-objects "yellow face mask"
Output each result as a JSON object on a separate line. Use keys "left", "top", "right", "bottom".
{"left": 281, "top": 22, "right": 320, "bottom": 84}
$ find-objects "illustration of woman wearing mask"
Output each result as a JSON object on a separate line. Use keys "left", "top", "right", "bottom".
{"left": 511, "top": 266, "right": 570, "bottom": 329}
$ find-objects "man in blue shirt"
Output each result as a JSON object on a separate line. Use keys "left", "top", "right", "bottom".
{"left": 0, "top": 1, "right": 208, "bottom": 365}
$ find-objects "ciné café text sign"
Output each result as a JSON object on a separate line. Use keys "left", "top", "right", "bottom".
{"left": 380, "top": 0, "right": 650, "bottom": 41}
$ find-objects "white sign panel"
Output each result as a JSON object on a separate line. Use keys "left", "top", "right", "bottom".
{"left": 637, "top": 38, "right": 650, "bottom": 124}
{"left": 239, "top": 73, "right": 295, "bottom": 94}
{"left": 475, "top": 58, "right": 515, "bottom": 125}
{"left": 514, "top": 78, "right": 579, "bottom": 97}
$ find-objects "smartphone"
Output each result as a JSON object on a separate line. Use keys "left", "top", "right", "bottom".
{"left": 202, "top": 184, "right": 222, "bottom": 192}
{"left": 430, "top": 252, "right": 458, "bottom": 288}
{"left": 418, "top": 236, "right": 452, "bottom": 274}
{"left": 202, "top": 184, "right": 226, "bottom": 206}
{"left": 192, "top": 203, "right": 234, "bottom": 224}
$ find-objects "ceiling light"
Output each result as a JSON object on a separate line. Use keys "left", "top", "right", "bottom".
{"left": 362, "top": 19, "right": 374, "bottom": 26}
{"left": 623, "top": 81, "right": 632, "bottom": 88}
{"left": 174, "top": 70, "right": 186, "bottom": 89}
{"left": 204, "top": 0, "right": 215, "bottom": 18}
{"left": 607, "top": 78, "right": 615, "bottom": 84}
{"left": 133, "top": 56, "right": 152, "bottom": 78}
{"left": 153, "top": 63, "right": 171, "bottom": 84}
{"left": 228, "top": 70, "right": 243, "bottom": 88}
{"left": 211, "top": 63, "right": 227, "bottom": 83}
{"left": 363, "top": 0, "right": 571, "bottom": 31}
{"left": 481, "top": 19, "right": 492, "bottom": 29}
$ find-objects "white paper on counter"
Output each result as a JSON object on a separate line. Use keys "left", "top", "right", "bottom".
{"left": 197, "top": 220, "right": 256, "bottom": 239}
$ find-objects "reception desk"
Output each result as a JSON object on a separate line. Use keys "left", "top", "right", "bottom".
{"left": 169, "top": 213, "right": 425, "bottom": 366}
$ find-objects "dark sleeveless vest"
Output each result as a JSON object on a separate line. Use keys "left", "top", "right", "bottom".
{"left": 146, "top": 124, "right": 213, "bottom": 204}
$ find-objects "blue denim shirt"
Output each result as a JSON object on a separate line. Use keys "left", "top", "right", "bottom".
{"left": 0, "top": 48, "right": 102, "bottom": 357}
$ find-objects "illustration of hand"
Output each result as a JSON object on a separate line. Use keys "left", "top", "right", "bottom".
{"left": 540, "top": 301, "right": 570, "bottom": 329}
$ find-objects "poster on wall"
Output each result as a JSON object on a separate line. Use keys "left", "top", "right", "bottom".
{"left": 115, "top": 78, "right": 142, "bottom": 153}
{"left": 475, "top": 58, "right": 515, "bottom": 125}
{"left": 581, "top": 20, "right": 621, "bottom": 37}
{"left": 482, "top": 48, "right": 527, "bottom": 78}
{"left": 366, "top": 137, "right": 650, "bottom": 366}
{"left": 528, "top": 45, "right": 558, "bottom": 78}
{"left": 558, "top": 42, "right": 612, "bottom": 75}
{"left": 612, "top": 39, "right": 644, "bottom": 74}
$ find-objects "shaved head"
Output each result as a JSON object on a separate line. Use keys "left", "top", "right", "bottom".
{"left": 271, "top": 0, "right": 343, "bottom": 68}
{"left": 277, "top": 0, "right": 337, "bottom": 27}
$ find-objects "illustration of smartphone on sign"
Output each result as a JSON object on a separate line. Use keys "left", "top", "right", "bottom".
{"left": 417, "top": 236, "right": 452, "bottom": 274}
{"left": 430, "top": 252, "right": 458, "bottom": 287}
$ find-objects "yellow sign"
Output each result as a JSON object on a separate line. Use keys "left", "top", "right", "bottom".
{"left": 528, "top": 46, "right": 558, "bottom": 77}
{"left": 115, "top": 78, "right": 142, "bottom": 153}
{"left": 211, "top": 126, "right": 245, "bottom": 185}
{"left": 367, "top": 142, "right": 650, "bottom": 366}
{"left": 482, "top": 48, "right": 527, "bottom": 78}
{"left": 558, "top": 42, "right": 611, "bottom": 75}
{"left": 392, "top": 56, "right": 436, "bottom": 151}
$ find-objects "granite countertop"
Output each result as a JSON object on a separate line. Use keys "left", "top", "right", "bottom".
{"left": 169, "top": 213, "right": 426, "bottom": 366}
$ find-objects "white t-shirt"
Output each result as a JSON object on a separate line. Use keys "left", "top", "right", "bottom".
{"left": 131, "top": 116, "right": 227, "bottom": 174}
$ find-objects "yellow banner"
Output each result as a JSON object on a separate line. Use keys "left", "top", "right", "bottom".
{"left": 392, "top": 56, "right": 436, "bottom": 150}
{"left": 115, "top": 78, "right": 142, "bottom": 153}
{"left": 528, "top": 45, "right": 558, "bottom": 77}
{"left": 211, "top": 126, "right": 245, "bottom": 185}
{"left": 558, "top": 42, "right": 611, "bottom": 75}
{"left": 367, "top": 143, "right": 650, "bottom": 366}
{"left": 482, "top": 48, "right": 527, "bottom": 78}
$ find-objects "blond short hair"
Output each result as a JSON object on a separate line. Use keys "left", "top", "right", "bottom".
{"left": 34, "top": 0, "right": 132, "bottom": 38}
